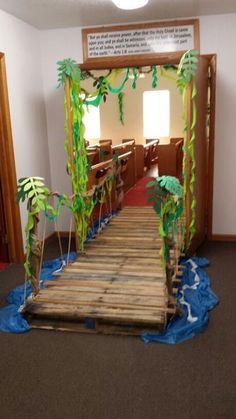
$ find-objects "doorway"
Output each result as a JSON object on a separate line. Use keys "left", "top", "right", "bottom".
{"left": 0, "top": 52, "right": 24, "bottom": 263}
{"left": 80, "top": 53, "right": 216, "bottom": 252}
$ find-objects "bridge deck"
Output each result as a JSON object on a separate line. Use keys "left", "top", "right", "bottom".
{"left": 24, "top": 207, "right": 177, "bottom": 335}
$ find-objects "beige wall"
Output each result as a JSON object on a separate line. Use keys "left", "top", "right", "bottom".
{"left": 82, "top": 69, "right": 183, "bottom": 146}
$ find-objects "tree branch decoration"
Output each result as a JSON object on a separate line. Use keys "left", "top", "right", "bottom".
{"left": 177, "top": 49, "right": 198, "bottom": 249}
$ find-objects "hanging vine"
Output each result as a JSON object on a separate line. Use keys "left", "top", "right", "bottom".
{"left": 177, "top": 49, "right": 198, "bottom": 249}
{"left": 151, "top": 65, "right": 158, "bottom": 88}
{"left": 118, "top": 92, "right": 125, "bottom": 125}
{"left": 58, "top": 58, "right": 92, "bottom": 251}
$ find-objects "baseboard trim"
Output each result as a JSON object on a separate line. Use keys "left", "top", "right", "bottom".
{"left": 211, "top": 234, "right": 236, "bottom": 241}
{"left": 44, "top": 232, "right": 57, "bottom": 244}
{"left": 55, "top": 231, "right": 76, "bottom": 238}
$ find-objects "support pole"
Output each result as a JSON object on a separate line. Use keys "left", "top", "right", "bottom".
{"left": 65, "top": 78, "right": 80, "bottom": 251}
{"left": 65, "top": 78, "right": 75, "bottom": 177}
{"left": 185, "top": 82, "right": 193, "bottom": 249}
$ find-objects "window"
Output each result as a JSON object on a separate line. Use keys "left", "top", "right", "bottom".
{"left": 143, "top": 90, "right": 170, "bottom": 138}
{"left": 83, "top": 105, "right": 100, "bottom": 141}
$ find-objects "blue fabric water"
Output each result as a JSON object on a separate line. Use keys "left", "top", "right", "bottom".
{"left": 142, "top": 257, "right": 219, "bottom": 344}
{"left": 0, "top": 210, "right": 218, "bottom": 341}
{"left": 0, "top": 252, "right": 78, "bottom": 333}
{"left": 0, "top": 212, "right": 116, "bottom": 334}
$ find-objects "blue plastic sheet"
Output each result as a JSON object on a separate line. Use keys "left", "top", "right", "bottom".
{"left": 142, "top": 257, "right": 219, "bottom": 344}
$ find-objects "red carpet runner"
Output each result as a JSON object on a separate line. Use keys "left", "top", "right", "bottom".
{"left": 0, "top": 262, "right": 9, "bottom": 271}
{"left": 123, "top": 176, "right": 154, "bottom": 207}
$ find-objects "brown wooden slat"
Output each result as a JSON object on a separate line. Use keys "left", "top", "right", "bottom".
{"left": 26, "top": 302, "right": 165, "bottom": 325}
{"left": 44, "top": 282, "right": 166, "bottom": 295}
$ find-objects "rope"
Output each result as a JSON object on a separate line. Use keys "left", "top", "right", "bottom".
{"left": 67, "top": 215, "right": 73, "bottom": 265}
{"left": 98, "top": 185, "right": 105, "bottom": 231}
{"left": 22, "top": 272, "right": 28, "bottom": 307}
{"left": 38, "top": 215, "right": 47, "bottom": 283}
{"left": 54, "top": 219, "right": 64, "bottom": 260}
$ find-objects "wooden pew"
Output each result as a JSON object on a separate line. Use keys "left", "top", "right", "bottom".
{"left": 112, "top": 141, "right": 136, "bottom": 191}
{"left": 135, "top": 139, "right": 159, "bottom": 180}
{"left": 157, "top": 138, "right": 183, "bottom": 181}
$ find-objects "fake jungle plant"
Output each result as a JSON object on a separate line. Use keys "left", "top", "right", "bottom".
{"left": 147, "top": 176, "right": 184, "bottom": 267}
{"left": 177, "top": 49, "right": 198, "bottom": 249}
{"left": 16, "top": 177, "right": 74, "bottom": 294}
{"left": 16, "top": 177, "right": 51, "bottom": 295}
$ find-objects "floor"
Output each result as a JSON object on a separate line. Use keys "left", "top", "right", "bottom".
{"left": 0, "top": 239, "right": 235, "bottom": 419}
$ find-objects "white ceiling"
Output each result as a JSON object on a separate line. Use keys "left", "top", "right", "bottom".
{"left": 0, "top": 0, "right": 235, "bottom": 30}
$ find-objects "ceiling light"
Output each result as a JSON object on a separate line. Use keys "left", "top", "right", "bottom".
{"left": 112, "top": 0, "right": 149, "bottom": 10}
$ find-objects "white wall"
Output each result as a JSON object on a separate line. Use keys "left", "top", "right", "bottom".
{"left": 82, "top": 69, "right": 183, "bottom": 145}
{"left": 40, "top": 14, "right": 236, "bottom": 236}
{"left": 40, "top": 27, "right": 84, "bottom": 231}
{"left": 0, "top": 9, "right": 52, "bottom": 244}
{"left": 200, "top": 14, "right": 236, "bottom": 235}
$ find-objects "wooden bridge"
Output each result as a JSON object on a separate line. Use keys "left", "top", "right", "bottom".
{"left": 24, "top": 206, "right": 179, "bottom": 335}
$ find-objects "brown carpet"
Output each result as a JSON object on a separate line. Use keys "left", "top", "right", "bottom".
{"left": 0, "top": 239, "right": 235, "bottom": 419}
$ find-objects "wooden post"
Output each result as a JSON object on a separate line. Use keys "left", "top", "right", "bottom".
{"left": 185, "top": 82, "right": 193, "bottom": 249}
{"left": 65, "top": 78, "right": 75, "bottom": 177}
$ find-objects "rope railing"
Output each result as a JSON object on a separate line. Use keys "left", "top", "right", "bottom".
{"left": 16, "top": 152, "right": 136, "bottom": 300}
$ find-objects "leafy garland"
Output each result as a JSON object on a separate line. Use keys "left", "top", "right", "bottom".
{"left": 147, "top": 176, "right": 184, "bottom": 267}
{"left": 177, "top": 49, "right": 198, "bottom": 249}
{"left": 82, "top": 65, "right": 159, "bottom": 125}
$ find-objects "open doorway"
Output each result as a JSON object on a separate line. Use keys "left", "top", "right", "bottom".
{"left": 80, "top": 54, "right": 216, "bottom": 252}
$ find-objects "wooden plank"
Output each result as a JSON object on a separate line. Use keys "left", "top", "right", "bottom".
{"left": 25, "top": 302, "right": 165, "bottom": 325}
{"left": 69, "top": 261, "right": 164, "bottom": 274}
{"left": 99, "top": 230, "right": 159, "bottom": 237}
{"left": 75, "top": 255, "right": 163, "bottom": 266}
{"left": 30, "top": 293, "right": 167, "bottom": 310}
{"left": 44, "top": 282, "right": 166, "bottom": 295}
{"left": 44, "top": 276, "right": 166, "bottom": 292}
{"left": 28, "top": 317, "right": 164, "bottom": 336}
{"left": 53, "top": 272, "right": 166, "bottom": 282}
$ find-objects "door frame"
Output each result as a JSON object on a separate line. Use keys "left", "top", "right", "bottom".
{"left": 205, "top": 54, "right": 216, "bottom": 240}
{"left": 0, "top": 52, "right": 24, "bottom": 262}
{"left": 80, "top": 52, "right": 216, "bottom": 242}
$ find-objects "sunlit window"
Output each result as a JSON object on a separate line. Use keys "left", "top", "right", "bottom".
{"left": 143, "top": 90, "right": 170, "bottom": 138}
{"left": 83, "top": 105, "right": 100, "bottom": 141}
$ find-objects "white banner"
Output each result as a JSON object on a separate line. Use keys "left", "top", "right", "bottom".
{"left": 87, "top": 25, "right": 194, "bottom": 59}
